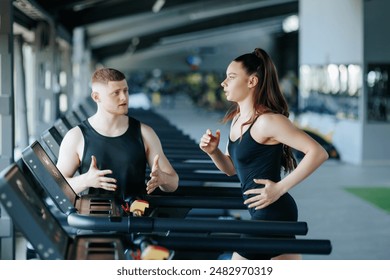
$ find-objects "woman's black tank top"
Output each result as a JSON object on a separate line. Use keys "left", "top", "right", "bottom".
{"left": 228, "top": 121, "right": 298, "bottom": 221}
{"left": 78, "top": 116, "right": 147, "bottom": 200}
{"left": 228, "top": 122, "right": 283, "bottom": 197}
{"left": 228, "top": 120, "right": 298, "bottom": 259}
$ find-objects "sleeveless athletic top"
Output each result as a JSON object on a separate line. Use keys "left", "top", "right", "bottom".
{"left": 228, "top": 121, "right": 297, "bottom": 221}
{"left": 78, "top": 116, "right": 147, "bottom": 201}
{"left": 228, "top": 119, "right": 298, "bottom": 259}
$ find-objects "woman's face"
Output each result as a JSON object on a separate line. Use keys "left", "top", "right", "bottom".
{"left": 220, "top": 61, "right": 251, "bottom": 103}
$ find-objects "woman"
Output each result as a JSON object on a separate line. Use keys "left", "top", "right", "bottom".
{"left": 199, "top": 48, "right": 328, "bottom": 260}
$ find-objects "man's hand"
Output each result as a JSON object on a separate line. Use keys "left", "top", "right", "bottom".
{"left": 85, "top": 155, "right": 117, "bottom": 191}
{"left": 146, "top": 154, "right": 165, "bottom": 194}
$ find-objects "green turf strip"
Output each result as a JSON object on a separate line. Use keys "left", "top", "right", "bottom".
{"left": 344, "top": 187, "right": 390, "bottom": 213}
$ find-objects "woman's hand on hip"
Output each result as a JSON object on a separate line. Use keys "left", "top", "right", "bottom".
{"left": 243, "top": 179, "right": 282, "bottom": 210}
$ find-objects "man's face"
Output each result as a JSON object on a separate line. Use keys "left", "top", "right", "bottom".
{"left": 93, "top": 79, "right": 129, "bottom": 115}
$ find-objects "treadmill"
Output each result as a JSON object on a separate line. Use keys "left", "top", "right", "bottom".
{"left": 2, "top": 158, "right": 332, "bottom": 259}
{"left": 0, "top": 163, "right": 127, "bottom": 260}
{"left": 20, "top": 142, "right": 313, "bottom": 239}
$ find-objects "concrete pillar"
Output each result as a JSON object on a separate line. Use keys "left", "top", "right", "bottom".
{"left": 298, "top": 0, "right": 364, "bottom": 164}
{"left": 299, "top": 0, "right": 390, "bottom": 164}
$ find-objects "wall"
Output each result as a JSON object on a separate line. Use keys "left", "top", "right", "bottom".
{"left": 299, "top": 0, "right": 363, "bottom": 65}
{"left": 299, "top": 0, "right": 364, "bottom": 164}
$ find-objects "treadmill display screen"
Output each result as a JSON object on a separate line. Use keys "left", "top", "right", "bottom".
{"left": 31, "top": 142, "right": 78, "bottom": 206}
{"left": 0, "top": 165, "right": 68, "bottom": 259}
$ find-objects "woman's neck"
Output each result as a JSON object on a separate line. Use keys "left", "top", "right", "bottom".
{"left": 238, "top": 101, "right": 254, "bottom": 120}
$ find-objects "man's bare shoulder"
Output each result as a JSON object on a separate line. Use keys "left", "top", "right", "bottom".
{"left": 62, "top": 126, "right": 83, "bottom": 144}
{"left": 140, "top": 122, "right": 156, "bottom": 135}
{"left": 140, "top": 122, "right": 161, "bottom": 147}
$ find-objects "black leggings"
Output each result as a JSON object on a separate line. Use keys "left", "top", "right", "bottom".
{"left": 236, "top": 193, "right": 298, "bottom": 260}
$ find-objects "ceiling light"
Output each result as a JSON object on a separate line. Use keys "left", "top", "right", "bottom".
{"left": 152, "top": 0, "right": 165, "bottom": 13}
{"left": 282, "top": 14, "right": 299, "bottom": 33}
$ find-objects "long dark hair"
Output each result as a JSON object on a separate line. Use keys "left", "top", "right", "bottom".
{"left": 222, "top": 48, "right": 297, "bottom": 173}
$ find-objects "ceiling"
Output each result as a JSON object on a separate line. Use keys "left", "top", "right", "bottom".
{"left": 13, "top": 0, "right": 298, "bottom": 71}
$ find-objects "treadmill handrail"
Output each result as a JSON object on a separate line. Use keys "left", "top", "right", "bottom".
{"left": 67, "top": 213, "right": 308, "bottom": 236}
{"left": 143, "top": 195, "right": 246, "bottom": 209}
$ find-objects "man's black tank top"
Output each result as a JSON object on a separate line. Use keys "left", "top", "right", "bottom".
{"left": 78, "top": 116, "right": 147, "bottom": 200}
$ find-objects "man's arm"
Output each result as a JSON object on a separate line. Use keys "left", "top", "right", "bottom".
{"left": 141, "top": 123, "right": 179, "bottom": 194}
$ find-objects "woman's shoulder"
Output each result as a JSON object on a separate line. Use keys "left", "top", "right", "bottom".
{"left": 253, "top": 113, "right": 293, "bottom": 138}
{"left": 256, "top": 112, "right": 289, "bottom": 125}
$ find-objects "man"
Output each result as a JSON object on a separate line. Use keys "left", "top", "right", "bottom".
{"left": 57, "top": 68, "right": 178, "bottom": 202}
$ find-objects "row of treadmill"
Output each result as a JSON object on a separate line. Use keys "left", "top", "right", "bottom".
{"left": 0, "top": 98, "right": 332, "bottom": 260}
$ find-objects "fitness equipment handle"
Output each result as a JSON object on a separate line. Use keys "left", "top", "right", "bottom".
{"left": 67, "top": 213, "right": 308, "bottom": 236}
